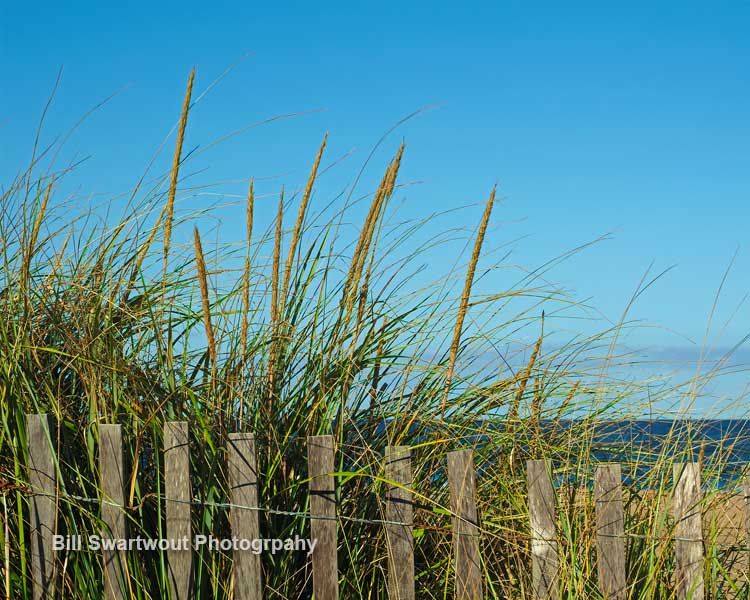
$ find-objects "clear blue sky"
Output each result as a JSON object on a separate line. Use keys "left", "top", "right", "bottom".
{"left": 1, "top": 1, "right": 749, "bottom": 402}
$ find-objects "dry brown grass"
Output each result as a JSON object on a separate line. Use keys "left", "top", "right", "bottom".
{"left": 442, "top": 185, "right": 496, "bottom": 416}
{"left": 163, "top": 68, "right": 195, "bottom": 276}
{"left": 342, "top": 144, "right": 404, "bottom": 330}
{"left": 281, "top": 134, "right": 327, "bottom": 309}
{"left": 240, "top": 179, "right": 254, "bottom": 360}
{"left": 193, "top": 226, "right": 216, "bottom": 369}
{"left": 266, "top": 189, "right": 284, "bottom": 403}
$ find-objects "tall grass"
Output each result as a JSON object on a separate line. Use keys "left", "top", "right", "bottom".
{"left": 0, "top": 73, "right": 748, "bottom": 599}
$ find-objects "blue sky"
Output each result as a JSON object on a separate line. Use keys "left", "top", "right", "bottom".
{"left": 1, "top": 1, "right": 749, "bottom": 405}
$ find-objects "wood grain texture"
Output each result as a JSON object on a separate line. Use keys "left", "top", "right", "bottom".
{"left": 594, "top": 464, "right": 626, "bottom": 600}
{"left": 744, "top": 478, "right": 750, "bottom": 591}
{"left": 527, "top": 459, "right": 559, "bottom": 600}
{"left": 164, "top": 422, "right": 193, "bottom": 600}
{"left": 26, "top": 414, "right": 57, "bottom": 600}
{"left": 307, "top": 435, "right": 338, "bottom": 600}
{"left": 228, "top": 433, "right": 262, "bottom": 600}
{"left": 673, "top": 463, "right": 704, "bottom": 600}
{"left": 385, "top": 446, "right": 414, "bottom": 600}
{"left": 447, "top": 450, "right": 482, "bottom": 600}
{"left": 99, "top": 424, "right": 127, "bottom": 600}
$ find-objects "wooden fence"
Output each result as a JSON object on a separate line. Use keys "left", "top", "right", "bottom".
{"left": 24, "top": 414, "right": 709, "bottom": 599}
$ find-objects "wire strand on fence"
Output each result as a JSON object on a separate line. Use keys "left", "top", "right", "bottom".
{"left": 21, "top": 489, "right": 413, "bottom": 527}
{"left": 13, "top": 490, "right": 743, "bottom": 545}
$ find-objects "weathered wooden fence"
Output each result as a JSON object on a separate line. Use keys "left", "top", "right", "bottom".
{"left": 24, "top": 414, "right": 710, "bottom": 599}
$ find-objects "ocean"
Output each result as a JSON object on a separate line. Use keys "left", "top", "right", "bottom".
{"left": 568, "top": 419, "right": 750, "bottom": 486}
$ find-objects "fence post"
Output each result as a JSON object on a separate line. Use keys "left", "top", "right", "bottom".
{"left": 385, "top": 446, "right": 414, "bottom": 600}
{"left": 26, "top": 414, "right": 57, "bottom": 600}
{"left": 744, "top": 478, "right": 750, "bottom": 593}
{"left": 307, "top": 435, "right": 338, "bottom": 600}
{"left": 527, "top": 459, "right": 559, "bottom": 600}
{"left": 99, "top": 424, "right": 126, "bottom": 600}
{"left": 164, "top": 422, "right": 193, "bottom": 600}
{"left": 672, "top": 463, "right": 704, "bottom": 600}
{"left": 228, "top": 433, "right": 262, "bottom": 600}
{"left": 594, "top": 464, "right": 626, "bottom": 600}
{"left": 447, "top": 449, "right": 482, "bottom": 600}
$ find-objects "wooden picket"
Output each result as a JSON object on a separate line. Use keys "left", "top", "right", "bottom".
{"left": 385, "top": 445, "right": 415, "bottom": 600}
{"left": 307, "top": 435, "right": 338, "bottom": 600}
{"left": 99, "top": 424, "right": 127, "bottom": 600}
{"left": 527, "top": 459, "right": 559, "bottom": 600}
{"left": 594, "top": 464, "right": 626, "bottom": 600}
{"left": 673, "top": 463, "right": 704, "bottom": 600}
{"left": 164, "top": 421, "right": 192, "bottom": 600}
{"left": 228, "top": 432, "right": 263, "bottom": 600}
{"left": 26, "top": 414, "right": 57, "bottom": 600}
{"left": 745, "top": 477, "right": 750, "bottom": 592}
{"left": 448, "top": 449, "right": 483, "bottom": 599}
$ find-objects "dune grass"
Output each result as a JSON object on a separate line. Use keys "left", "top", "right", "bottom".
{"left": 0, "top": 72, "right": 748, "bottom": 599}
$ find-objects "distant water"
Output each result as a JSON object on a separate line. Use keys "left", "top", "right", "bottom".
{"left": 573, "top": 420, "right": 750, "bottom": 486}
{"left": 376, "top": 418, "right": 750, "bottom": 484}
